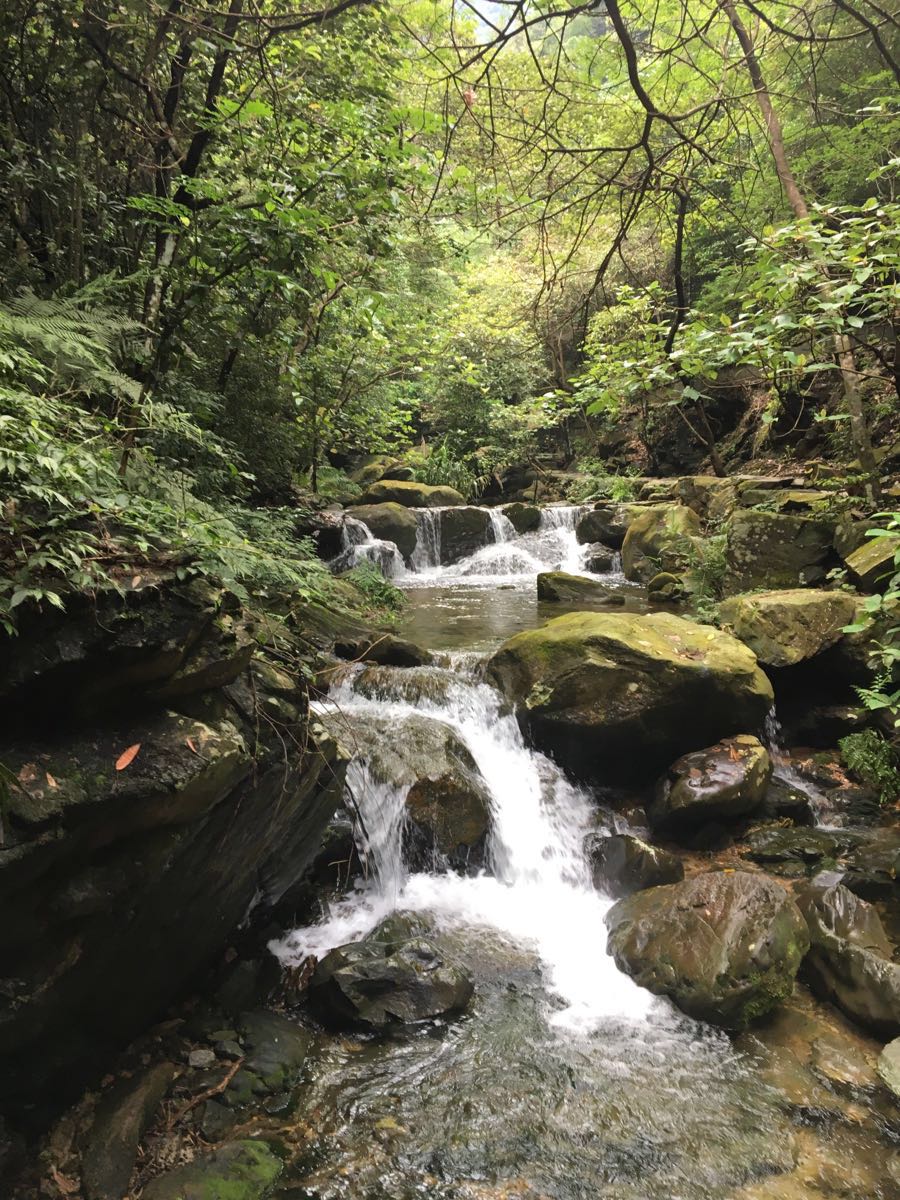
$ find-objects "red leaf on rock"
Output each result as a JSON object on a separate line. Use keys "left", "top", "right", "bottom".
{"left": 115, "top": 744, "right": 141, "bottom": 771}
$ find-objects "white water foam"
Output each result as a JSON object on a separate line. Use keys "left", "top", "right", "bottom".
{"left": 273, "top": 662, "right": 654, "bottom": 1030}
{"left": 332, "top": 516, "right": 407, "bottom": 577}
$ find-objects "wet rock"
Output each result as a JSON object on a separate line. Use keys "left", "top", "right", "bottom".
{"left": 334, "top": 633, "right": 433, "bottom": 668}
{"left": 229, "top": 1011, "right": 312, "bottom": 1101}
{"left": 723, "top": 509, "right": 835, "bottom": 592}
{"left": 188, "top": 1048, "right": 216, "bottom": 1069}
{"left": 811, "top": 1033, "right": 879, "bottom": 1092}
{"left": 357, "top": 480, "right": 464, "bottom": 508}
{"left": 649, "top": 736, "right": 771, "bottom": 836}
{"left": 142, "top": 1139, "right": 283, "bottom": 1200}
{"left": 80, "top": 1063, "right": 175, "bottom": 1200}
{"left": 307, "top": 917, "right": 473, "bottom": 1032}
{"left": 606, "top": 871, "right": 809, "bottom": 1029}
{"left": 488, "top": 611, "right": 773, "bottom": 785}
{"left": 844, "top": 536, "right": 899, "bottom": 592}
{"left": 797, "top": 882, "right": 900, "bottom": 1036}
{"left": 502, "top": 502, "right": 541, "bottom": 534}
{"left": 200, "top": 1099, "right": 238, "bottom": 1141}
{"left": 842, "top": 835, "right": 900, "bottom": 900}
{"left": 620, "top": 504, "right": 700, "bottom": 583}
{"left": 575, "top": 503, "right": 640, "bottom": 548}
{"left": 344, "top": 502, "right": 419, "bottom": 560}
{"left": 759, "top": 779, "right": 814, "bottom": 825}
{"left": 718, "top": 589, "right": 859, "bottom": 669}
{"left": 439, "top": 506, "right": 493, "bottom": 563}
{"left": 743, "top": 825, "right": 868, "bottom": 866}
{"left": 878, "top": 1038, "right": 900, "bottom": 1101}
{"left": 583, "top": 544, "right": 617, "bottom": 573}
{"left": 589, "top": 833, "right": 683, "bottom": 898}
{"left": 537, "top": 571, "right": 617, "bottom": 603}
{"left": 646, "top": 571, "right": 689, "bottom": 602}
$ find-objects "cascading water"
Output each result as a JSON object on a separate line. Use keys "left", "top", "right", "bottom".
{"left": 331, "top": 515, "right": 406, "bottom": 577}
{"left": 764, "top": 706, "right": 831, "bottom": 825}
{"left": 410, "top": 508, "right": 442, "bottom": 571}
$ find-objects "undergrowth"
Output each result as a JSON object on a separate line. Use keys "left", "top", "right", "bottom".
{"left": 838, "top": 729, "right": 900, "bottom": 805}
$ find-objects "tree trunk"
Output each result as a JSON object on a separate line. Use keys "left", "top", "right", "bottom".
{"left": 719, "top": 0, "right": 879, "bottom": 495}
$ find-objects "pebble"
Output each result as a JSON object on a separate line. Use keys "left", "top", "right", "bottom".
{"left": 188, "top": 1047, "right": 217, "bottom": 1069}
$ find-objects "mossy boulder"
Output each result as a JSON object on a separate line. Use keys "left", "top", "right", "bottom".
{"left": 621, "top": 503, "right": 700, "bottom": 582}
{"left": 718, "top": 589, "right": 859, "bottom": 669}
{"left": 536, "top": 571, "right": 618, "bottom": 604}
{"left": 575, "top": 503, "right": 642, "bottom": 549}
{"left": 487, "top": 611, "right": 773, "bottom": 784}
{"left": 844, "top": 536, "right": 899, "bottom": 593}
{"left": 723, "top": 509, "right": 835, "bottom": 591}
{"left": 502, "top": 502, "right": 541, "bottom": 533}
{"left": 142, "top": 1139, "right": 283, "bottom": 1200}
{"left": 345, "top": 502, "right": 419, "bottom": 560}
{"left": 589, "top": 833, "right": 683, "bottom": 898}
{"left": 307, "top": 916, "right": 473, "bottom": 1032}
{"left": 649, "top": 735, "right": 771, "bottom": 836}
{"left": 605, "top": 871, "right": 809, "bottom": 1029}
{"left": 357, "top": 480, "right": 465, "bottom": 508}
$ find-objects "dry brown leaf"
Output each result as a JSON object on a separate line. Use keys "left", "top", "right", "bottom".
{"left": 186, "top": 737, "right": 198, "bottom": 754}
{"left": 49, "top": 1167, "right": 79, "bottom": 1196}
{"left": 115, "top": 743, "right": 141, "bottom": 771}
{"left": 45, "top": 772, "right": 58, "bottom": 788}
{"left": 132, "top": 574, "right": 142, "bottom": 588}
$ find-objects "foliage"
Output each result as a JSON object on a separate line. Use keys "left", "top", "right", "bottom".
{"left": 565, "top": 462, "right": 640, "bottom": 503}
{"left": 839, "top": 729, "right": 900, "bottom": 806}
{"left": 843, "top": 514, "right": 900, "bottom": 723}
{"left": 344, "top": 561, "right": 407, "bottom": 615}
{"left": 412, "top": 442, "right": 479, "bottom": 500}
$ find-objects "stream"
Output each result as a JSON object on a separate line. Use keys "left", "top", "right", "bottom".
{"left": 271, "top": 506, "right": 899, "bottom": 1200}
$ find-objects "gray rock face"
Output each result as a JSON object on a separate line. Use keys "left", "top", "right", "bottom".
{"left": 583, "top": 544, "right": 617, "bottom": 573}
{"left": 649, "top": 735, "right": 772, "bottom": 836}
{"left": 487, "top": 611, "right": 774, "bottom": 784}
{"left": 606, "top": 871, "right": 809, "bottom": 1029}
{"left": 0, "top": 587, "right": 345, "bottom": 1119}
{"left": 723, "top": 509, "right": 835, "bottom": 591}
{"left": 797, "top": 882, "right": 900, "bottom": 1036}
{"left": 589, "top": 834, "right": 683, "bottom": 898}
{"left": 575, "top": 503, "right": 638, "bottom": 548}
{"left": 308, "top": 916, "right": 474, "bottom": 1031}
{"left": 718, "top": 589, "right": 859, "bottom": 669}
{"left": 81, "top": 1063, "right": 175, "bottom": 1200}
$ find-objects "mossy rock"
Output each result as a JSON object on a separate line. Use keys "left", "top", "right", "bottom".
{"left": 357, "top": 480, "right": 465, "bottom": 508}
{"left": 439, "top": 506, "right": 493, "bottom": 562}
{"left": 878, "top": 1038, "right": 900, "bottom": 1102}
{"left": 142, "top": 1139, "right": 283, "bottom": 1199}
{"left": 487, "top": 611, "right": 773, "bottom": 784}
{"left": 718, "top": 589, "right": 859, "bottom": 669}
{"left": 502, "top": 502, "right": 541, "bottom": 534}
{"left": 606, "top": 870, "right": 809, "bottom": 1030}
{"left": 844, "top": 536, "right": 899, "bottom": 593}
{"left": 620, "top": 503, "right": 700, "bottom": 583}
{"left": 649, "top": 735, "right": 771, "bottom": 836}
{"left": 723, "top": 509, "right": 835, "bottom": 592}
{"left": 345, "top": 502, "right": 419, "bottom": 560}
{"left": 536, "top": 571, "right": 618, "bottom": 604}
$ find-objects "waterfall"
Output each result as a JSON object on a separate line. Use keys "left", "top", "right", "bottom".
{"left": 411, "top": 509, "right": 442, "bottom": 571}
{"left": 488, "top": 508, "right": 515, "bottom": 543}
{"left": 331, "top": 516, "right": 406, "bottom": 577}
{"left": 273, "top": 660, "right": 652, "bottom": 1028}
{"left": 764, "top": 706, "right": 829, "bottom": 825}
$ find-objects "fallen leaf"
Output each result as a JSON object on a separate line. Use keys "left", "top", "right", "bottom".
{"left": 115, "top": 743, "right": 141, "bottom": 771}
{"left": 45, "top": 772, "right": 58, "bottom": 788}
{"left": 132, "top": 574, "right": 143, "bottom": 588}
{"left": 186, "top": 737, "right": 198, "bottom": 754}
{"left": 50, "top": 1167, "right": 80, "bottom": 1196}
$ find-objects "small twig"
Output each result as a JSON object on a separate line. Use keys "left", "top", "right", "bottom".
{"left": 167, "top": 1058, "right": 245, "bottom": 1131}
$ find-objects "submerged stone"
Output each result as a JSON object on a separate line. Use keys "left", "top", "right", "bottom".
{"left": 606, "top": 871, "right": 808, "bottom": 1030}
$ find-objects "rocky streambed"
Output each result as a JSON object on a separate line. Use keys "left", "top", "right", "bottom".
{"left": 3, "top": 475, "right": 900, "bottom": 1199}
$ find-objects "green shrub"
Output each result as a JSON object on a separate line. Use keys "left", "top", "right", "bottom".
{"left": 345, "top": 560, "right": 407, "bottom": 614}
{"left": 839, "top": 729, "right": 900, "bottom": 805}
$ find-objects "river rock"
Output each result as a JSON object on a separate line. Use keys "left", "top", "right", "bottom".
{"left": 537, "top": 571, "right": 618, "bottom": 603}
{"left": 487, "top": 611, "right": 773, "bottom": 783}
{"left": 81, "top": 1063, "right": 175, "bottom": 1200}
{"left": 606, "top": 871, "right": 809, "bottom": 1029}
{"left": 844, "top": 536, "right": 899, "bottom": 592}
{"left": 675, "top": 476, "right": 736, "bottom": 520}
{"left": 647, "top": 571, "right": 689, "bottom": 602}
{"left": 743, "top": 826, "right": 868, "bottom": 867}
{"left": 439, "top": 506, "right": 493, "bottom": 563}
{"left": 307, "top": 916, "right": 473, "bottom": 1031}
{"left": 621, "top": 503, "right": 700, "bottom": 583}
{"left": 575, "top": 503, "right": 639, "bottom": 548}
{"left": 723, "top": 509, "right": 835, "bottom": 591}
{"left": 502, "top": 502, "right": 541, "bottom": 533}
{"left": 357, "top": 480, "right": 465, "bottom": 508}
{"left": 142, "top": 1139, "right": 283, "bottom": 1200}
{"left": 583, "top": 544, "right": 617, "bottom": 573}
{"left": 649, "top": 735, "right": 771, "bottom": 835}
{"left": 334, "top": 633, "right": 433, "bottom": 667}
{"left": 345, "top": 502, "right": 419, "bottom": 560}
{"left": 878, "top": 1038, "right": 900, "bottom": 1101}
{"left": 842, "top": 835, "right": 900, "bottom": 900}
{"left": 718, "top": 589, "right": 859, "bottom": 668}
{"left": 589, "top": 833, "right": 684, "bottom": 898}
{"left": 797, "top": 882, "right": 900, "bottom": 1036}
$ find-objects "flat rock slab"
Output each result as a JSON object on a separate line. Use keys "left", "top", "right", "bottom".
{"left": 719, "top": 589, "right": 858, "bottom": 668}
{"left": 81, "top": 1063, "right": 175, "bottom": 1200}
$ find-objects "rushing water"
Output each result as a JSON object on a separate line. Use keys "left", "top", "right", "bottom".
{"left": 270, "top": 504, "right": 900, "bottom": 1200}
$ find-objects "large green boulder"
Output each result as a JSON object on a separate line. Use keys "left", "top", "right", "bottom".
{"left": 718, "top": 589, "right": 859, "bottom": 669}
{"left": 142, "top": 1140, "right": 283, "bottom": 1200}
{"left": 357, "top": 480, "right": 465, "bottom": 508}
{"left": 502, "top": 502, "right": 541, "bottom": 533}
{"left": 487, "top": 611, "right": 773, "bottom": 783}
{"left": 345, "top": 502, "right": 419, "bottom": 560}
{"left": 844, "top": 536, "right": 899, "bottom": 592}
{"left": 723, "top": 509, "right": 834, "bottom": 591}
{"left": 621, "top": 503, "right": 700, "bottom": 582}
{"left": 605, "top": 871, "right": 809, "bottom": 1029}
{"left": 649, "top": 735, "right": 771, "bottom": 836}
{"left": 797, "top": 882, "right": 900, "bottom": 1036}
{"left": 308, "top": 916, "right": 474, "bottom": 1031}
